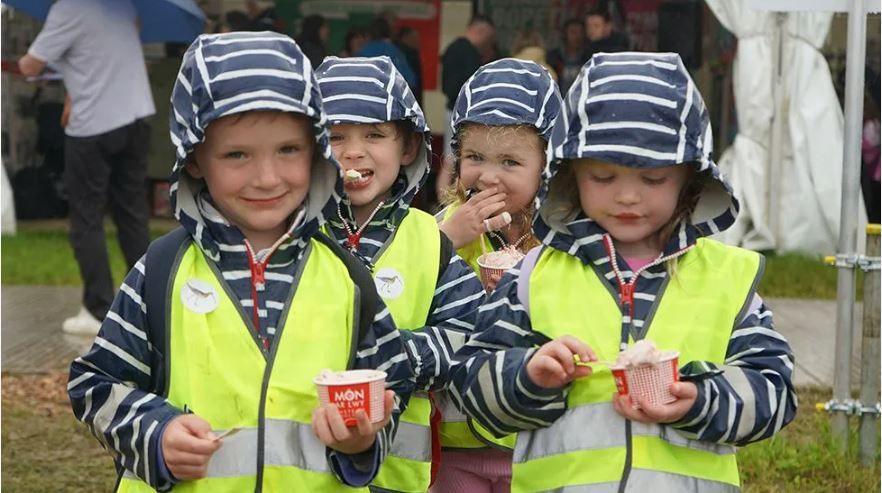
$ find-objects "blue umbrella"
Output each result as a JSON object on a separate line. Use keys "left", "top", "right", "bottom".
{"left": 2, "top": 0, "right": 205, "bottom": 43}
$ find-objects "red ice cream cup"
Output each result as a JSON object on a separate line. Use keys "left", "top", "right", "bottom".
{"left": 314, "top": 369, "right": 387, "bottom": 426}
{"left": 611, "top": 352, "right": 680, "bottom": 409}
{"left": 476, "top": 252, "right": 520, "bottom": 291}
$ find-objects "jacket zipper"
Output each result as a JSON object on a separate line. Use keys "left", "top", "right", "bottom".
{"left": 244, "top": 240, "right": 282, "bottom": 353}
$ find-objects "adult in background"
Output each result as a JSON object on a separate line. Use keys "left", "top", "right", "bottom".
{"left": 339, "top": 25, "right": 369, "bottom": 57}
{"left": 356, "top": 17, "right": 417, "bottom": 92}
{"left": 511, "top": 28, "right": 556, "bottom": 82}
{"left": 437, "top": 14, "right": 496, "bottom": 202}
{"left": 395, "top": 26, "right": 423, "bottom": 103}
{"left": 547, "top": 18, "right": 587, "bottom": 95}
{"left": 584, "top": 6, "right": 629, "bottom": 58}
{"left": 19, "top": 0, "right": 154, "bottom": 335}
{"left": 296, "top": 14, "right": 329, "bottom": 69}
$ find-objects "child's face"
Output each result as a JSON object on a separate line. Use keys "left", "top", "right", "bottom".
{"left": 573, "top": 159, "right": 690, "bottom": 255}
{"left": 329, "top": 122, "right": 418, "bottom": 210}
{"left": 458, "top": 125, "right": 544, "bottom": 216}
{"left": 188, "top": 111, "right": 314, "bottom": 247}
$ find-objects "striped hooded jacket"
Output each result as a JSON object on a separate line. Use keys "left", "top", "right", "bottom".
{"left": 315, "top": 56, "right": 486, "bottom": 392}
{"left": 67, "top": 32, "right": 414, "bottom": 490}
{"left": 449, "top": 52, "right": 797, "bottom": 446}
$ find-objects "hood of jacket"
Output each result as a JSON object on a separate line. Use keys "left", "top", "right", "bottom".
{"left": 534, "top": 52, "right": 738, "bottom": 259}
{"left": 167, "top": 31, "right": 341, "bottom": 261}
{"left": 315, "top": 56, "right": 430, "bottom": 226}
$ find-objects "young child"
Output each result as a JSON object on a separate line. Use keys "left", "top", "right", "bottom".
{"left": 450, "top": 52, "right": 798, "bottom": 492}
{"left": 438, "top": 58, "right": 562, "bottom": 292}
{"left": 67, "top": 32, "right": 415, "bottom": 492}
{"left": 315, "top": 56, "right": 487, "bottom": 493}
{"left": 434, "top": 58, "right": 563, "bottom": 492}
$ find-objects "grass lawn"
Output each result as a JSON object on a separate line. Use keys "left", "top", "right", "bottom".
{"left": 1, "top": 374, "right": 877, "bottom": 492}
{"left": 0, "top": 224, "right": 857, "bottom": 299}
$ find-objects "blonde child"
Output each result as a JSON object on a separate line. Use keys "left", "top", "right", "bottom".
{"left": 439, "top": 58, "right": 563, "bottom": 292}
{"left": 449, "top": 52, "right": 797, "bottom": 492}
{"left": 433, "top": 58, "right": 563, "bottom": 492}
{"left": 315, "top": 56, "right": 487, "bottom": 492}
{"left": 67, "top": 33, "right": 415, "bottom": 491}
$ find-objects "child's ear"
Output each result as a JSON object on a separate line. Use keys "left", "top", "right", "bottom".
{"left": 400, "top": 133, "right": 421, "bottom": 167}
{"left": 184, "top": 157, "right": 204, "bottom": 179}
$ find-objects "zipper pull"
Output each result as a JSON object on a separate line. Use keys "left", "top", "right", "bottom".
{"left": 346, "top": 232, "right": 362, "bottom": 250}
{"left": 251, "top": 261, "right": 265, "bottom": 288}
{"left": 619, "top": 282, "right": 634, "bottom": 307}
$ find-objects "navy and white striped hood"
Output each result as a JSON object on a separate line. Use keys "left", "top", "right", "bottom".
{"left": 168, "top": 31, "right": 341, "bottom": 259}
{"left": 315, "top": 56, "right": 431, "bottom": 217}
{"left": 535, "top": 52, "right": 738, "bottom": 256}
{"left": 450, "top": 58, "right": 563, "bottom": 154}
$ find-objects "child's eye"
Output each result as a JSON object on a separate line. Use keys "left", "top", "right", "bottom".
{"left": 329, "top": 134, "right": 343, "bottom": 143}
{"left": 279, "top": 145, "right": 299, "bottom": 155}
{"left": 643, "top": 176, "right": 668, "bottom": 185}
{"left": 224, "top": 150, "right": 247, "bottom": 160}
{"left": 502, "top": 159, "right": 521, "bottom": 167}
{"left": 464, "top": 153, "right": 483, "bottom": 162}
{"left": 590, "top": 174, "right": 614, "bottom": 183}
{"left": 366, "top": 132, "right": 386, "bottom": 140}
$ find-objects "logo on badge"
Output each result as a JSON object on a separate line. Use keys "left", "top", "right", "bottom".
{"left": 181, "top": 278, "right": 219, "bottom": 313}
{"left": 374, "top": 268, "right": 405, "bottom": 300}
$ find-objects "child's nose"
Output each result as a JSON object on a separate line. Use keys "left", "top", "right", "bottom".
{"left": 341, "top": 141, "right": 365, "bottom": 161}
{"left": 477, "top": 169, "right": 500, "bottom": 187}
{"left": 254, "top": 158, "right": 283, "bottom": 188}
{"left": 615, "top": 186, "right": 640, "bottom": 205}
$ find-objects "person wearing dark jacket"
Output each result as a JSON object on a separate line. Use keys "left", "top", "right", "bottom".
{"left": 584, "top": 7, "right": 629, "bottom": 58}
{"left": 296, "top": 14, "right": 329, "bottom": 69}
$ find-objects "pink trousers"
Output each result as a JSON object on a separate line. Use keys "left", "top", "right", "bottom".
{"left": 430, "top": 449, "right": 512, "bottom": 493}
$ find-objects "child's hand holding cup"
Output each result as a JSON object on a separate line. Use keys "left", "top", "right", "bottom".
{"left": 312, "top": 369, "right": 393, "bottom": 454}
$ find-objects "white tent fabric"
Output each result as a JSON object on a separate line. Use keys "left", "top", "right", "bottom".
{"left": 1, "top": 163, "right": 16, "bottom": 235}
{"left": 706, "top": 0, "right": 866, "bottom": 253}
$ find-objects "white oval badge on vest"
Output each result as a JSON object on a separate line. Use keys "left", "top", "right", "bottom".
{"left": 374, "top": 268, "right": 405, "bottom": 300}
{"left": 181, "top": 278, "right": 219, "bottom": 314}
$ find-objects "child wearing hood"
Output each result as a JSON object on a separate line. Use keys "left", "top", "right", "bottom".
{"left": 314, "top": 56, "right": 487, "bottom": 493}
{"left": 67, "top": 32, "right": 415, "bottom": 491}
{"left": 449, "top": 52, "right": 797, "bottom": 492}
{"left": 433, "top": 58, "right": 564, "bottom": 492}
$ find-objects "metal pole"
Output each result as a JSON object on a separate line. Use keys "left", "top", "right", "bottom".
{"left": 767, "top": 12, "right": 786, "bottom": 249}
{"left": 832, "top": 0, "right": 867, "bottom": 449}
{"left": 859, "top": 224, "right": 880, "bottom": 466}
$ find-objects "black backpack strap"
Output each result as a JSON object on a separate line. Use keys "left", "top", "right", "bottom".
{"left": 438, "top": 229, "right": 454, "bottom": 284}
{"left": 143, "top": 227, "right": 191, "bottom": 396}
{"left": 314, "top": 232, "right": 379, "bottom": 355}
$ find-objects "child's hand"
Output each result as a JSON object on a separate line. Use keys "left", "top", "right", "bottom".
{"left": 526, "top": 336, "right": 597, "bottom": 389}
{"left": 483, "top": 269, "right": 504, "bottom": 292}
{"left": 161, "top": 414, "right": 221, "bottom": 481}
{"left": 311, "top": 390, "right": 395, "bottom": 455}
{"left": 611, "top": 381, "right": 698, "bottom": 424}
{"left": 440, "top": 187, "right": 509, "bottom": 249}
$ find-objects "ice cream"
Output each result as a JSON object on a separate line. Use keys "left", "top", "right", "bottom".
{"left": 314, "top": 369, "right": 385, "bottom": 384}
{"left": 478, "top": 247, "right": 524, "bottom": 270}
{"left": 343, "top": 169, "right": 363, "bottom": 182}
{"left": 614, "top": 340, "right": 676, "bottom": 368}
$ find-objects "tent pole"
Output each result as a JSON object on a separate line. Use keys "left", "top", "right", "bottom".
{"left": 768, "top": 12, "right": 786, "bottom": 249}
{"left": 832, "top": 0, "right": 867, "bottom": 450}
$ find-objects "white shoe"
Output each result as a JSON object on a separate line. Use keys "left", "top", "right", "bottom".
{"left": 62, "top": 306, "right": 102, "bottom": 335}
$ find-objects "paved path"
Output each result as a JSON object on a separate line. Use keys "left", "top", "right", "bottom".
{"left": 0, "top": 286, "right": 867, "bottom": 387}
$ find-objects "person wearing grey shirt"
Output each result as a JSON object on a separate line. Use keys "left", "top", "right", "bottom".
{"left": 19, "top": 0, "right": 155, "bottom": 335}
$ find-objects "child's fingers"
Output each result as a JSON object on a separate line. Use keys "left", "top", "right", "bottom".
{"left": 382, "top": 390, "right": 395, "bottom": 422}
{"left": 477, "top": 200, "right": 507, "bottom": 221}
{"left": 468, "top": 187, "right": 504, "bottom": 204}
{"left": 354, "top": 409, "right": 373, "bottom": 437}
{"left": 325, "top": 405, "right": 353, "bottom": 442}
{"left": 171, "top": 464, "right": 209, "bottom": 480}
{"left": 557, "top": 335, "right": 595, "bottom": 362}
{"left": 573, "top": 364, "right": 593, "bottom": 379}
{"left": 547, "top": 343, "right": 577, "bottom": 375}
{"left": 173, "top": 434, "right": 221, "bottom": 456}
{"left": 312, "top": 407, "right": 336, "bottom": 445}
{"left": 166, "top": 449, "right": 213, "bottom": 467}
{"left": 670, "top": 381, "right": 697, "bottom": 399}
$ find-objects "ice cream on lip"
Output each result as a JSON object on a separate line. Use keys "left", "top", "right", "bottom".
{"left": 614, "top": 340, "right": 677, "bottom": 368}
{"left": 343, "top": 169, "right": 363, "bottom": 182}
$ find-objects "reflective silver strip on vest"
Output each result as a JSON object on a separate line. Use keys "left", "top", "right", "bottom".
{"left": 388, "top": 420, "right": 432, "bottom": 462}
{"left": 513, "top": 402, "right": 734, "bottom": 464}
{"left": 122, "top": 419, "right": 329, "bottom": 481}
{"left": 435, "top": 390, "right": 468, "bottom": 424}
{"left": 539, "top": 470, "right": 739, "bottom": 493}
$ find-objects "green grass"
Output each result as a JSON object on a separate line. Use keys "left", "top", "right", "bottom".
{"left": 739, "top": 387, "right": 880, "bottom": 492}
{"left": 1, "top": 225, "right": 172, "bottom": 286}
{"left": 2, "top": 227, "right": 855, "bottom": 300}
{"left": 1, "top": 376, "right": 877, "bottom": 492}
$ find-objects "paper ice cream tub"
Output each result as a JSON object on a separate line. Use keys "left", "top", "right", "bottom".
{"left": 314, "top": 369, "right": 387, "bottom": 426}
{"left": 476, "top": 250, "right": 522, "bottom": 290}
{"left": 611, "top": 352, "right": 679, "bottom": 409}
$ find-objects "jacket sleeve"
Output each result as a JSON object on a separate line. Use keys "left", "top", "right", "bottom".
{"left": 67, "top": 256, "right": 181, "bottom": 491}
{"left": 400, "top": 254, "right": 485, "bottom": 392}
{"left": 327, "top": 297, "right": 415, "bottom": 486}
{"left": 673, "top": 294, "right": 798, "bottom": 446}
{"left": 447, "top": 263, "right": 569, "bottom": 438}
